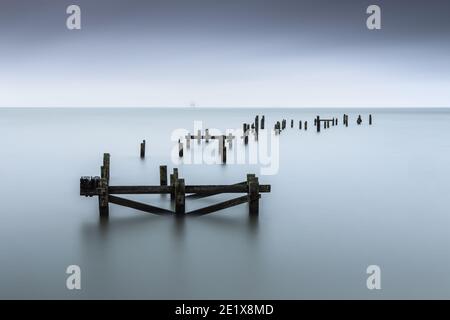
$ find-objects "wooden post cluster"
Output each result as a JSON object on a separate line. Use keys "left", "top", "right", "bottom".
{"left": 81, "top": 157, "right": 271, "bottom": 217}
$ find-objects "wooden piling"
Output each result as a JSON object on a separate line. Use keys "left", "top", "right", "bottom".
{"left": 244, "top": 124, "right": 249, "bottom": 145}
{"left": 316, "top": 116, "right": 320, "bottom": 132}
{"left": 99, "top": 157, "right": 109, "bottom": 218}
{"left": 170, "top": 168, "right": 178, "bottom": 200}
{"left": 299, "top": 121, "right": 302, "bottom": 130}
{"left": 178, "top": 139, "right": 183, "bottom": 158}
{"left": 291, "top": 119, "right": 294, "bottom": 128}
{"left": 247, "top": 174, "right": 259, "bottom": 215}
{"left": 103, "top": 153, "right": 110, "bottom": 183}
{"left": 261, "top": 116, "right": 265, "bottom": 129}
{"left": 186, "top": 133, "right": 191, "bottom": 148}
{"left": 369, "top": 114, "right": 372, "bottom": 125}
{"left": 160, "top": 165, "right": 167, "bottom": 186}
{"left": 221, "top": 135, "right": 227, "bottom": 163}
{"left": 140, "top": 140, "right": 146, "bottom": 158}
{"left": 174, "top": 178, "right": 185, "bottom": 214}
{"left": 227, "top": 133, "right": 234, "bottom": 148}
{"left": 304, "top": 121, "right": 307, "bottom": 130}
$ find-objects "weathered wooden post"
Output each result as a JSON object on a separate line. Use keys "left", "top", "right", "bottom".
{"left": 255, "top": 115, "right": 259, "bottom": 133}
{"left": 369, "top": 114, "right": 372, "bottom": 125}
{"left": 160, "top": 165, "right": 167, "bottom": 186}
{"left": 205, "top": 129, "right": 210, "bottom": 143}
{"left": 99, "top": 155, "right": 110, "bottom": 218}
{"left": 304, "top": 121, "right": 308, "bottom": 130}
{"left": 186, "top": 133, "right": 191, "bottom": 148}
{"left": 357, "top": 115, "right": 362, "bottom": 125}
{"left": 282, "top": 119, "right": 286, "bottom": 130}
{"left": 244, "top": 124, "right": 249, "bottom": 145}
{"left": 178, "top": 139, "right": 183, "bottom": 158}
{"left": 174, "top": 178, "right": 185, "bottom": 215}
{"left": 247, "top": 174, "right": 259, "bottom": 215}
{"left": 261, "top": 116, "right": 265, "bottom": 129}
{"left": 170, "top": 168, "right": 178, "bottom": 200}
{"left": 299, "top": 121, "right": 302, "bottom": 130}
{"left": 140, "top": 140, "right": 146, "bottom": 158}
{"left": 316, "top": 116, "right": 321, "bottom": 132}
{"left": 227, "top": 133, "right": 234, "bottom": 148}
{"left": 221, "top": 135, "right": 227, "bottom": 163}
{"left": 275, "top": 121, "right": 281, "bottom": 134}
{"left": 291, "top": 119, "right": 294, "bottom": 128}
{"left": 103, "top": 153, "right": 110, "bottom": 183}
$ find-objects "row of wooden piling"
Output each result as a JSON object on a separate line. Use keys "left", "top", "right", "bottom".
{"left": 138, "top": 114, "right": 373, "bottom": 159}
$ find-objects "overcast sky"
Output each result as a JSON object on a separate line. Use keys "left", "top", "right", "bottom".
{"left": 1, "top": 0, "right": 449, "bottom": 107}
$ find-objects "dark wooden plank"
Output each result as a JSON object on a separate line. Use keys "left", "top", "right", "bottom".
{"left": 108, "top": 184, "right": 270, "bottom": 195}
{"left": 187, "top": 195, "right": 260, "bottom": 216}
{"left": 109, "top": 186, "right": 172, "bottom": 194}
{"left": 108, "top": 195, "right": 174, "bottom": 215}
{"left": 185, "top": 181, "right": 246, "bottom": 199}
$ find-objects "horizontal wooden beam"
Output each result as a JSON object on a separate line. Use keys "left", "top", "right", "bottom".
{"left": 108, "top": 195, "right": 174, "bottom": 215}
{"left": 187, "top": 195, "right": 260, "bottom": 216}
{"left": 108, "top": 186, "right": 172, "bottom": 194}
{"left": 108, "top": 184, "right": 270, "bottom": 195}
{"left": 186, "top": 181, "right": 246, "bottom": 199}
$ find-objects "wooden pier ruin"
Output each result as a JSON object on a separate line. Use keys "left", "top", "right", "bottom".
{"left": 80, "top": 154, "right": 271, "bottom": 218}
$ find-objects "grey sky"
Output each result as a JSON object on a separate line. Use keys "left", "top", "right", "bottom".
{"left": 1, "top": 0, "right": 449, "bottom": 107}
